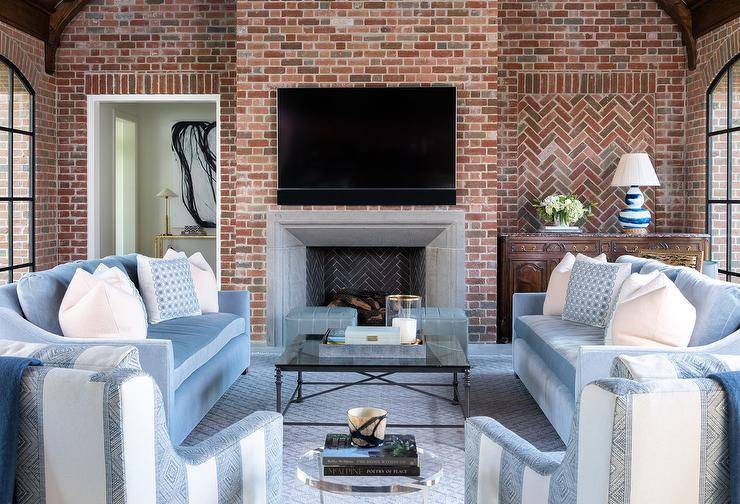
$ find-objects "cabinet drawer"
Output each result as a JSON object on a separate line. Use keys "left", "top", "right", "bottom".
{"left": 559, "top": 241, "right": 600, "bottom": 255}
{"left": 509, "top": 242, "right": 548, "bottom": 254}
{"left": 610, "top": 242, "right": 645, "bottom": 255}
{"left": 508, "top": 241, "right": 599, "bottom": 255}
{"left": 648, "top": 241, "right": 704, "bottom": 252}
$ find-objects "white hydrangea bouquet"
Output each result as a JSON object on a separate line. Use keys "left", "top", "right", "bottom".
{"left": 532, "top": 194, "right": 595, "bottom": 230}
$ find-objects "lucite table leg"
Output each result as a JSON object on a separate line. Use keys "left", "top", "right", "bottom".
{"left": 422, "top": 486, "right": 429, "bottom": 504}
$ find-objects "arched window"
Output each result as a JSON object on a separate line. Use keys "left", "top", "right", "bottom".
{"left": 707, "top": 54, "right": 740, "bottom": 282}
{"left": 0, "top": 57, "right": 34, "bottom": 284}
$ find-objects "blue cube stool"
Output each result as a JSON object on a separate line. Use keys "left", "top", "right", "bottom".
{"left": 420, "top": 307, "right": 469, "bottom": 356}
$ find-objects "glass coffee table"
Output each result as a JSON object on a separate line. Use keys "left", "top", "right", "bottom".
{"left": 274, "top": 332, "right": 471, "bottom": 428}
{"left": 297, "top": 447, "right": 442, "bottom": 503}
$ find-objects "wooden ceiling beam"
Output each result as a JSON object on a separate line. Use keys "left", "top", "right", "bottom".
{"left": 0, "top": 0, "right": 89, "bottom": 75}
{"left": 0, "top": 0, "right": 51, "bottom": 42}
{"left": 691, "top": 0, "right": 740, "bottom": 38}
{"left": 45, "top": 0, "right": 90, "bottom": 74}
{"left": 656, "top": 0, "right": 697, "bottom": 70}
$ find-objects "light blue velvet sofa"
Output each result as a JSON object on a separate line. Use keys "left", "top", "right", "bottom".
{"left": 512, "top": 255, "right": 740, "bottom": 442}
{"left": 0, "top": 254, "right": 251, "bottom": 444}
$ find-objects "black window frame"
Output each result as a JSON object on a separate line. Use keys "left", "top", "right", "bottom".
{"left": 0, "top": 55, "right": 35, "bottom": 284}
{"left": 707, "top": 53, "right": 740, "bottom": 282}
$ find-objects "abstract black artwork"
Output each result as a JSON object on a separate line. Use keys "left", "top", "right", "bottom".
{"left": 171, "top": 121, "right": 217, "bottom": 228}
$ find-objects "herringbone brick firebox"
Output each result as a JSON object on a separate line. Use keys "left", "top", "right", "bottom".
{"left": 305, "top": 247, "right": 426, "bottom": 307}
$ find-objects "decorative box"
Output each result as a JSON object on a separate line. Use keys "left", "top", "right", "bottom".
{"left": 319, "top": 329, "right": 426, "bottom": 359}
{"left": 345, "top": 326, "right": 401, "bottom": 345}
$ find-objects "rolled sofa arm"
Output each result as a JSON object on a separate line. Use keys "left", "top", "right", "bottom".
{"left": 512, "top": 293, "right": 546, "bottom": 323}
{"left": 576, "top": 328, "right": 740, "bottom": 393}
{"left": 218, "top": 290, "right": 250, "bottom": 323}
{"left": 0, "top": 307, "right": 176, "bottom": 420}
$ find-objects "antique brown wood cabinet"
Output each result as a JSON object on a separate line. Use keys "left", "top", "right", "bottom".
{"left": 496, "top": 233, "right": 709, "bottom": 343}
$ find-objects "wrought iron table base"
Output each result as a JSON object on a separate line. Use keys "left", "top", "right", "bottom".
{"left": 275, "top": 368, "right": 470, "bottom": 428}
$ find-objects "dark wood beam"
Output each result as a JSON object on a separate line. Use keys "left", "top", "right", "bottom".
{"left": 692, "top": 0, "right": 740, "bottom": 38}
{"left": 45, "top": 0, "right": 90, "bottom": 74}
{"left": 656, "top": 0, "right": 697, "bottom": 70}
{"left": 0, "top": 0, "right": 51, "bottom": 42}
{"left": 0, "top": 0, "right": 89, "bottom": 74}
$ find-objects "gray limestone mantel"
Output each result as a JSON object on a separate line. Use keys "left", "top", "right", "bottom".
{"left": 266, "top": 210, "right": 466, "bottom": 346}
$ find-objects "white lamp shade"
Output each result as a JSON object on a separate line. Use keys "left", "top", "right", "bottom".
{"left": 611, "top": 153, "right": 660, "bottom": 187}
{"left": 156, "top": 187, "right": 178, "bottom": 198}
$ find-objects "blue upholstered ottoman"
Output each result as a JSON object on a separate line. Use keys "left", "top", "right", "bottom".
{"left": 420, "top": 307, "right": 469, "bottom": 356}
{"left": 283, "top": 306, "right": 358, "bottom": 345}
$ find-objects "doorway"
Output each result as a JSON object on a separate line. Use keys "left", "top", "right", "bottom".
{"left": 115, "top": 114, "right": 137, "bottom": 255}
{"left": 87, "top": 95, "right": 221, "bottom": 279}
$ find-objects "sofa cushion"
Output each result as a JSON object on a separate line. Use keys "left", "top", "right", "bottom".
{"left": 147, "top": 312, "right": 245, "bottom": 387}
{"left": 59, "top": 267, "right": 148, "bottom": 340}
{"left": 544, "top": 253, "right": 606, "bottom": 316}
{"left": 562, "top": 258, "right": 631, "bottom": 328}
{"left": 515, "top": 315, "right": 605, "bottom": 395}
{"left": 615, "top": 255, "right": 660, "bottom": 274}
{"left": 674, "top": 268, "right": 740, "bottom": 347}
{"left": 605, "top": 271, "right": 696, "bottom": 348}
{"left": 639, "top": 261, "right": 687, "bottom": 282}
{"left": 16, "top": 257, "right": 134, "bottom": 335}
{"left": 137, "top": 255, "right": 202, "bottom": 324}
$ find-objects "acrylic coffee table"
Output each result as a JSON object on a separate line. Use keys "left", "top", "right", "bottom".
{"left": 274, "top": 333, "right": 471, "bottom": 428}
{"left": 297, "top": 447, "right": 442, "bottom": 503}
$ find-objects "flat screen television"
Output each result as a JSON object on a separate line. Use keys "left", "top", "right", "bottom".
{"left": 277, "top": 87, "right": 456, "bottom": 205}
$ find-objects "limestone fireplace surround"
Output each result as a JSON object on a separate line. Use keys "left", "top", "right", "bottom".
{"left": 266, "top": 210, "right": 466, "bottom": 346}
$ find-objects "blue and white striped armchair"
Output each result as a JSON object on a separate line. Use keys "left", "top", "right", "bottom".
{"left": 13, "top": 355, "right": 282, "bottom": 503}
{"left": 466, "top": 368, "right": 730, "bottom": 503}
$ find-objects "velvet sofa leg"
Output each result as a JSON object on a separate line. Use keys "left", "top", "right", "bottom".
{"left": 242, "top": 368, "right": 249, "bottom": 375}
{"left": 514, "top": 373, "right": 520, "bottom": 380}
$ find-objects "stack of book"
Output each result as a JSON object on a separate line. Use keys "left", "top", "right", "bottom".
{"left": 321, "top": 433, "right": 420, "bottom": 477}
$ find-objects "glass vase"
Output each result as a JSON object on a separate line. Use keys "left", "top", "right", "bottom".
{"left": 385, "top": 294, "right": 422, "bottom": 344}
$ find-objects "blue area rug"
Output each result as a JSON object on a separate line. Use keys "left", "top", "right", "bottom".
{"left": 187, "top": 352, "right": 564, "bottom": 503}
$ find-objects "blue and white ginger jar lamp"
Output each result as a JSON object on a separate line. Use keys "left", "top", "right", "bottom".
{"left": 611, "top": 153, "right": 660, "bottom": 234}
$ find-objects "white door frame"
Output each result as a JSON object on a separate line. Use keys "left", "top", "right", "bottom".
{"left": 86, "top": 94, "right": 222, "bottom": 283}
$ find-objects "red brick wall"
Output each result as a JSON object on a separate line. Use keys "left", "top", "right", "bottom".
{"left": 0, "top": 22, "right": 57, "bottom": 275}
{"left": 686, "top": 16, "right": 740, "bottom": 244}
{"left": 235, "top": 1, "right": 499, "bottom": 342}
{"left": 54, "top": 0, "right": 237, "bottom": 276}
{"left": 7, "top": 1, "right": 705, "bottom": 342}
{"left": 498, "top": 1, "right": 687, "bottom": 233}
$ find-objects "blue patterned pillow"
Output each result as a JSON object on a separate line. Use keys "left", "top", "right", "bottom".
{"left": 562, "top": 258, "right": 631, "bottom": 328}
{"left": 136, "top": 255, "right": 201, "bottom": 324}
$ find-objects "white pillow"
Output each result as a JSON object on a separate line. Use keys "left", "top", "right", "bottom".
{"left": 59, "top": 268, "right": 148, "bottom": 340}
{"left": 543, "top": 252, "right": 607, "bottom": 316}
{"left": 94, "top": 264, "right": 148, "bottom": 323}
{"left": 137, "top": 254, "right": 201, "bottom": 324}
{"left": 605, "top": 271, "right": 696, "bottom": 348}
{"left": 164, "top": 249, "right": 219, "bottom": 313}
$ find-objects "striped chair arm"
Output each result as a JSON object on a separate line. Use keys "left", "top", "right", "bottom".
{"left": 176, "top": 411, "right": 283, "bottom": 504}
{"left": 0, "top": 338, "right": 141, "bottom": 370}
{"left": 465, "top": 417, "right": 562, "bottom": 504}
{"left": 610, "top": 353, "right": 740, "bottom": 381}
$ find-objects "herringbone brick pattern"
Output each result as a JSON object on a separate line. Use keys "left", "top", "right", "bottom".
{"left": 323, "top": 247, "right": 415, "bottom": 298}
{"left": 517, "top": 94, "right": 656, "bottom": 232}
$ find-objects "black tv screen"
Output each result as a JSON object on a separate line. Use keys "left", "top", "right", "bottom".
{"left": 277, "top": 87, "right": 456, "bottom": 205}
